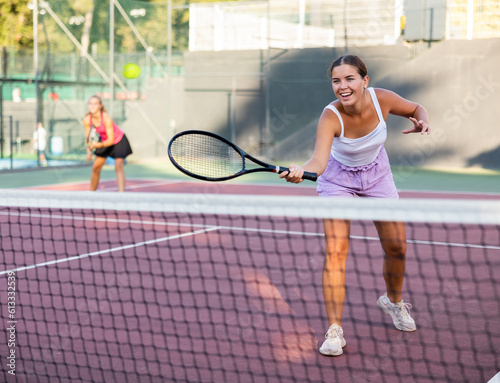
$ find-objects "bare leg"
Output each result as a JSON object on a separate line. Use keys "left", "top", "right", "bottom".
{"left": 90, "top": 156, "right": 106, "bottom": 191}
{"left": 114, "top": 158, "right": 126, "bottom": 192}
{"left": 322, "top": 219, "right": 351, "bottom": 327}
{"left": 374, "top": 221, "right": 407, "bottom": 303}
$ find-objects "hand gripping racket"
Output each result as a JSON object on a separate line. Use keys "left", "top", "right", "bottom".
{"left": 87, "top": 126, "right": 100, "bottom": 152}
{"left": 168, "top": 130, "right": 317, "bottom": 182}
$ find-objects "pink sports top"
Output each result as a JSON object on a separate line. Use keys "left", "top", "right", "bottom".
{"left": 325, "top": 87, "right": 387, "bottom": 167}
{"left": 89, "top": 111, "right": 124, "bottom": 145}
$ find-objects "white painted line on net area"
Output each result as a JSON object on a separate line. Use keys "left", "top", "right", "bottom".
{"left": 0, "top": 226, "right": 221, "bottom": 276}
{"left": 488, "top": 372, "right": 500, "bottom": 383}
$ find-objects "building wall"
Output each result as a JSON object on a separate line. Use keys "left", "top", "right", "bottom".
{"left": 3, "top": 39, "right": 499, "bottom": 170}
{"left": 180, "top": 39, "right": 500, "bottom": 169}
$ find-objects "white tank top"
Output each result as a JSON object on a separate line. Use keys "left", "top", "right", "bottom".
{"left": 325, "top": 87, "right": 387, "bottom": 167}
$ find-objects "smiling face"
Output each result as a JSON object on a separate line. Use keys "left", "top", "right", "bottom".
{"left": 88, "top": 96, "right": 103, "bottom": 115}
{"left": 331, "top": 64, "right": 368, "bottom": 107}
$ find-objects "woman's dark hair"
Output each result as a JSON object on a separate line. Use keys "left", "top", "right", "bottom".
{"left": 327, "top": 55, "right": 368, "bottom": 79}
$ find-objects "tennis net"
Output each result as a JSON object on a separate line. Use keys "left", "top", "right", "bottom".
{"left": 0, "top": 189, "right": 499, "bottom": 383}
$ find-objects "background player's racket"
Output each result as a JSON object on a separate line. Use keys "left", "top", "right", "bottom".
{"left": 168, "top": 130, "right": 317, "bottom": 182}
{"left": 87, "top": 126, "right": 100, "bottom": 152}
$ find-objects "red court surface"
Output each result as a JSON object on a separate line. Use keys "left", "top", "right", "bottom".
{"left": 25, "top": 177, "right": 500, "bottom": 200}
{"left": 1, "top": 179, "right": 498, "bottom": 382}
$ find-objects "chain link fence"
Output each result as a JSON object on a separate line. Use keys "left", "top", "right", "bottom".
{"left": 1, "top": 0, "right": 499, "bottom": 170}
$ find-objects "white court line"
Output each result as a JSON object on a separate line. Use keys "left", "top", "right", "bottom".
{"left": 0, "top": 211, "right": 202, "bottom": 228}
{"left": 22, "top": 178, "right": 181, "bottom": 191}
{"left": 21, "top": 179, "right": 90, "bottom": 190}
{"left": 2, "top": 210, "right": 499, "bottom": 252}
{"left": 100, "top": 181, "right": 176, "bottom": 192}
{"left": 0, "top": 211, "right": 322, "bottom": 236}
{"left": 0, "top": 226, "right": 221, "bottom": 276}
{"left": 488, "top": 372, "right": 500, "bottom": 383}
{"left": 22, "top": 174, "right": 500, "bottom": 197}
{"left": 350, "top": 235, "right": 500, "bottom": 251}
{"left": 399, "top": 188, "right": 500, "bottom": 197}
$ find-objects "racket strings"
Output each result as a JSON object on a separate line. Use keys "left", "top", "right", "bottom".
{"left": 88, "top": 128, "right": 100, "bottom": 146}
{"left": 170, "top": 134, "right": 243, "bottom": 178}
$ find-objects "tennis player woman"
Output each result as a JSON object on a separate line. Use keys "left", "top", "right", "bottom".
{"left": 84, "top": 95, "right": 133, "bottom": 192}
{"left": 281, "top": 55, "right": 430, "bottom": 356}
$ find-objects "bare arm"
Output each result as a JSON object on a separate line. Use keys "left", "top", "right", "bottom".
{"left": 83, "top": 117, "right": 91, "bottom": 142}
{"left": 376, "top": 88, "right": 430, "bottom": 135}
{"left": 96, "top": 112, "right": 115, "bottom": 148}
{"left": 83, "top": 117, "right": 93, "bottom": 161}
{"left": 404, "top": 105, "right": 431, "bottom": 135}
{"left": 280, "top": 108, "right": 340, "bottom": 183}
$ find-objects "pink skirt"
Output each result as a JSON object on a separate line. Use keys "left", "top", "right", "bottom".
{"left": 317, "top": 146, "right": 399, "bottom": 199}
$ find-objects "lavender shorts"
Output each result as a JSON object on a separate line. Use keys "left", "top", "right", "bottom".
{"left": 317, "top": 146, "right": 399, "bottom": 199}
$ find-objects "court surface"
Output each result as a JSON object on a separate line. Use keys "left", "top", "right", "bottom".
{"left": 1, "top": 168, "right": 499, "bottom": 383}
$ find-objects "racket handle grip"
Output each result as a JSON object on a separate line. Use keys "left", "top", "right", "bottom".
{"left": 277, "top": 167, "right": 317, "bottom": 182}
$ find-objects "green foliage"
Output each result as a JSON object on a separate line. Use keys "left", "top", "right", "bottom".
{"left": 2, "top": 0, "right": 247, "bottom": 53}
{"left": 0, "top": 0, "right": 33, "bottom": 48}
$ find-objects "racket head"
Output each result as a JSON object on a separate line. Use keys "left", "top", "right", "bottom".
{"left": 87, "top": 127, "right": 100, "bottom": 152}
{"left": 168, "top": 130, "right": 245, "bottom": 181}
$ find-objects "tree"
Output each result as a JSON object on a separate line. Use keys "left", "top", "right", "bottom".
{"left": 1, "top": 0, "right": 249, "bottom": 55}
{"left": 74, "top": 0, "right": 95, "bottom": 57}
{"left": 0, "top": 0, "right": 33, "bottom": 49}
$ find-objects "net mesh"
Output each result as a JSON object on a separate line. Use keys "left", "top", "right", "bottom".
{"left": 0, "top": 190, "right": 499, "bottom": 383}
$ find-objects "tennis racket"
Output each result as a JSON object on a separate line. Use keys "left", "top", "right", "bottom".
{"left": 168, "top": 130, "right": 317, "bottom": 182}
{"left": 87, "top": 126, "right": 100, "bottom": 152}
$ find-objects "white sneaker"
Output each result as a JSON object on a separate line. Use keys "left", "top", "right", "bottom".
{"left": 319, "top": 323, "right": 347, "bottom": 356}
{"left": 377, "top": 293, "right": 417, "bottom": 332}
